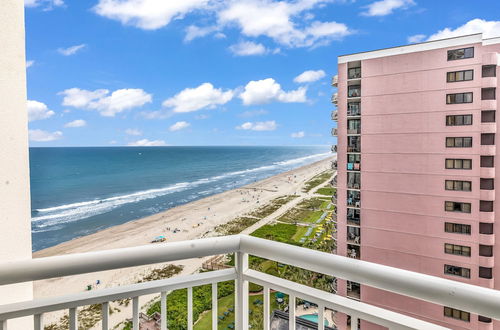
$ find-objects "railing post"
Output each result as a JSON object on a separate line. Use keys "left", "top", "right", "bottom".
{"left": 212, "top": 283, "right": 218, "bottom": 330}
{"left": 318, "top": 304, "right": 325, "bottom": 330}
{"left": 0, "top": 320, "right": 6, "bottom": 330}
{"left": 235, "top": 252, "right": 249, "bottom": 330}
{"left": 161, "top": 291, "right": 167, "bottom": 330}
{"left": 263, "top": 286, "right": 270, "bottom": 330}
{"left": 351, "top": 315, "right": 359, "bottom": 330}
{"left": 288, "top": 294, "right": 296, "bottom": 330}
{"left": 187, "top": 287, "right": 193, "bottom": 330}
{"left": 34, "top": 314, "right": 43, "bottom": 330}
{"left": 132, "top": 297, "right": 139, "bottom": 330}
{"left": 69, "top": 307, "right": 77, "bottom": 330}
{"left": 101, "top": 302, "right": 109, "bottom": 330}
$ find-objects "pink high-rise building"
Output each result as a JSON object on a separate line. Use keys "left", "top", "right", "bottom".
{"left": 333, "top": 33, "right": 500, "bottom": 330}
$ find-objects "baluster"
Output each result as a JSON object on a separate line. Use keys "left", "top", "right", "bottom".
{"left": 263, "top": 286, "right": 270, "bottom": 330}
{"left": 212, "top": 283, "right": 218, "bottom": 330}
{"left": 34, "top": 314, "right": 43, "bottom": 330}
{"left": 187, "top": 287, "right": 193, "bottom": 330}
{"left": 132, "top": 297, "right": 139, "bottom": 330}
{"left": 161, "top": 291, "right": 167, "bottom": 330}
{"left": 288, "top": 294, "right": 296, "bottom": 330}
{"left": 69, "top": 307, "right": 77, "bottom": 330}
{"left": 235, "top": 252, "right": 249, "bottom": 330}
{"left": 0, "top": 320, "right": 6, "bottom": 330}
{"left": 318, "top": 304, "right": 325, "bottom": 330}
{"left": 351, "top": 314, "right": 359, "bottom": 330}
{"left": 101, "top": 302, "right": 109, "bottom": 330}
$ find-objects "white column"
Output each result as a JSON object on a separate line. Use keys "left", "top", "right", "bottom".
{"left": 235, "top": 252, "right": 249, "bottom": 330}
{"left": 318, "top": 305, "right": 325, "bottom": 330}
{"left": 161, "top": 291, "right": 167, "bottom": 330}
{"left": 69, "top": 308, "right": 77, "bottom": 330}
{"left": 211, "top": 283, "right": 218, "bottom": 330}
{"left": 263, "top": 286, "right": 270, "bottom": 330}
{"left": 288, "top": 294, "right": 296, "bottom": 330}
{"left": 132, "top": 297, "right": 139, "bottom": 330}
{"left": 0, "top": 1, "right": 33, "bottom": 329}
{"left": 101, "top": 302, "right": 109, "bottom": 330}
{"left": 187, "top": 287, "right": 193, "bottom": 330}
{"left": 34, "top": 314, "right": 43, "bottom": 330}
{"left": 351, "top": 314, "right": 359, "bottom": 330}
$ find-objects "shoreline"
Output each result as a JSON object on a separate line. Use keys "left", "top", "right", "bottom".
{"left": 33, "top": 156, "right": 334, "bottom": 328}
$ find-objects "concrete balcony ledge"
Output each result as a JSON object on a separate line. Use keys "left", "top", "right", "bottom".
{"left": 1, "top": 235, "right": 500, "bottom": 330}
{"left": 480, "top": 145, "right": 496, "bottom": 155}
{"left": 481, "top": 123, "right": 497, "bottom": 134}
{"left": 480, "top": 189, "right": 496, "bottom": 201}
{"left": 478, "top": 277, "right": 495, "bottom": 289}
{"left": 478, "top": 256, "right": 495, "bottom": 269}
{"left": 482, "top": 52, "right": 499, "bottom": 66}
{"left": 482, "top": 77, "right": 497, "bottom": 88}
{"left": 479, "top": 234, "right": 495, "bottom": 246}
{"left": 480, "top": 167, "right": 495, "bottom": 178}
{"left": 479, "top": 211, "right": 495, "bottom": 222}
{"left": 482, "top": 99, "right": 497, "bottom": 110}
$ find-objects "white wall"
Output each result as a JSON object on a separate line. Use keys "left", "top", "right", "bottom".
{"left": 0, "top": 1, "right": 34, "bottom": 329}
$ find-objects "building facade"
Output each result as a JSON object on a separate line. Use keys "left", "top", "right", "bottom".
{"left": 333, "top": 34, "right": 500, "bottom": 329}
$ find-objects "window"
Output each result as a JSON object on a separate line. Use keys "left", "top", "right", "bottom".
{"left": 347, "top": 136, "right": 361, "bottom": 153}
{"left": 347, "top": 172, "right": 361, "bottom": 189}
{"left": 481, "top": 88, "right": 496, "bottom": 100}
{"left": 480, "top": 200, "right": 493, "bottom": 212}
{"left": 444, "top": 264, "right": 470, "bottom": 278}
{"left": 482, "top": 65, "right": 496, "bottom": 77}
{"left": 347, "top": 154, "right": 361, "bottom": 171}
{"left": 446, "top": 114, "right": 472, "bottom": 126}
{"left": 444, "top": 307, "right": 470, "bottom": 322}
{"left": 445, "top": 180, "right": 471, "bottom": 191}
{"left": 445, "top": 201, "right": 471, "bottom": 213}
{"left": 348, "top": 85, "right": 361, "bottom": 98}
{"left": 447, "top": 69, "right": 473, "bottom": 82}
{"left": 479, "top": 267, "right": 492, "bottom": 279}
{"left": 444, "top": 243, "right": 470, "bottom": 256}
{"left": 446, "top": 137, "right": 472, "bottom": 148}
{"left": 347, "top": 119, "right": 361, "bottom": 135}
{"left": 347, "top": 102, "right": 361, "bottom": 116}
{"left": 479, "top": 316, "right": 492, "bottom": 323}
{"left": 479, "top": 223, "right": 493, "bottom": 235}
{"left": 481, "top": 110, "right": 495, "bottom": 123}
{"left": 481, "top": 133, "right": 495, "bottom": 145}
{"left": 480, "top": 156, "right": 494, "bottom": 168}
{"left": 479, "top": 245, "right": 493, "bottom": 257}
{"left": 447, "top": 92, "right": 473, "bottom": 104}
{"left": 348, "top": 67, "right": 361, "bottom": 79}
{"left": 447, "top": 47, "right": 474, "bottom": 61}
{"left": 445, "top": 222, "right": 471, "bottom": 235}
{"left": 480, "top": 178, "right": 494, "bottom": 190}
{"left": 445, "top": 159, "right": 472, "bottom": 170}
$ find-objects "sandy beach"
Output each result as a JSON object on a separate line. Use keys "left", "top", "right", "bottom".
{"left": 33, "top": 156, "right": 334, "bottom": 327}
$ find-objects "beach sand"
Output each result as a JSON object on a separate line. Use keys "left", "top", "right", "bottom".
{"left": 33, "top": 156, "right": 334, "bottom": 327}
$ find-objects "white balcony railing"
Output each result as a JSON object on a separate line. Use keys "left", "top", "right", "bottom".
{"left": 331, "top": 75, "right": 338, "bottom": 87}
{"left": 331, "top": 128, "right": 338, "bottom": 136}
{"left": 331, "top": 92, "right": 338, "bottom": 104}
{"left": 331, "top": 110, "right": 338, "bottom": 121}
{"left": 1, "top": 235, "right": 500, "bottom": 330}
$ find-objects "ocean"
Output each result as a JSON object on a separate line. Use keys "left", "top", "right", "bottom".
{"left": 30, "top": 146, "right": 331, "bottom": 251}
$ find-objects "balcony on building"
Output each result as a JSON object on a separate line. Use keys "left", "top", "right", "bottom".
{"left": 331, "top": 145, "right": 337, "bottom": 153}
{"left": 347, "top": 64, "right": 361, "bottom": 80}
{"left": 347, "top": 153, "right": 361, "bottom": 171}
{"left": 348, "top": 85, "right": 361, "bottom": 99}
{"left": 347, "top": 190, "right": 360, "bottom": 208}
{"left": 347, "top": 226, "right": 361, "bottom": 245}
{"left": 347, "top": 208, "right": 360, "bottom": 226}
{"left": 347, "top": 136, "right": 361, "bottom": 153}
{"left": 347, "top": 281, "right": 361, "bottom": 300}
{"left": 347, "top": 172, "right": 361, "bottom": 190}
{"left": 331, "top": 110, "right": 338, "bottom": 121}
{"left": 331, "top": 175, "right": 337, "bottom": 188}
{"left": 331, "top": 74, "right": 338, "bottom": 87}
{"left": 331, "top": 159, "right": 337, "bottom": 170}
{"left": 347, "top": 102, "right": 361, "bottom": 117}
{"left": 331, "top": 128, "right": 338, "bottom": 136}
{"left": 331, "top": 92, "right": 338, "bottom": 104}
{"left": 347, "top": 243, "right": 360, "bottom": 259}
{"left": 347, "top": 119, "right": 361, "bottom": 135}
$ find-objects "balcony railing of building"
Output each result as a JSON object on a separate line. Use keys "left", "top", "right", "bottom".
{"left": 331, "top": 110, "right": 338, "bottom": 121}
{"left": 331, "top": 145, "right": 337, "bottom": 153}
{"left": 331, "top": 128, "right": 338, "bottom": 136}
{"left": 347, "top": 136, "right": 361, "bottom": 153}
{"left": 331, "top": 93, "right": 338, "bottom": 104}
{"left": 348, "top": 86, "right": 361, "bottom": 98}
{"left": 331, "top": 174, "right": 337, "bottom": 188}
{"left": 348, "top": 67, "right": 361, "bottom": 80}
{"left": 331, "top": 75, "right": 338, "bottom": 87}
{"left": 331, "top": 160, "right": 337, "bottom": 170}
{"left": 347, "top": 102, "right": 361, "bottom": 117}
{"left": 1, "top": 235, "right": 500, "bottom": 330}
{"left": 347, "top": 208, "right": 360, "bottom": 226}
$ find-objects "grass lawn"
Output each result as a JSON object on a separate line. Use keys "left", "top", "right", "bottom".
{"left": 315, "top": 187, "right": 335, "bottom": 196}
{"left": 248, "top": 195, "right": 298, "bottom": 219}
{"left": 302, "top": 171, "right": 333, "bottom": 193}
{"left": 194, "top": 294, "right": 235, "bottom": 330}
{"left": 215, "top": 216, "right": 260, "bottom": 235}
{"left": 250, "top": 223, "right": 298, "bottom": 245}
{"left": 278, "top": 208, "right": 324, "bottom": 224}
{"left": 291, "top": 225, "right": 310, "bottom": 242}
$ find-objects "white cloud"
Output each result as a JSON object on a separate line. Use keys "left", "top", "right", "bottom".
{"left": 60, "top": 88, "right": 152, "bottom": 117}
{"left": 27, "top": 100, "right": 55, "bottom": 122}
{"left": 184, "top": 25, "right": 219, "bottom": 42}
{"left": 29, "top": 129, "right": 63, "bottom": 142}
{"left": 169, "top": 121, "right": 191, "bottom": 131}
{"left": 128, "top": 139, "right": 167, "bottom": 146}
{"left": 427, "top": 19, "right": 500, "bottom": 41}
{"left": 361, "top": 0, "right": 415, "bottom": 17}
{"left": 291, "top": 131, "right": 305, "bottom": 138}
{"left": 236, "top": 120, "right": 277, "bottom": 131}
{"left": 93, "top": 0, "right": 208, "bottom": 30}
{"left": 239, "top": 78, "right": 307, "bottom": 105}
{"left": 229, "top": 41, "right": 267, "bottom": 56}
{"left": 64, "top": 119, "right": 87, "bottom": 128}
{"left": 407, "top": 34, "right": 426, "bottom": 43}
{"left": 25, "top": 0, "right": 64, "bottom": 8}
{"left": 162, "top": 83, "right": 233, "bottom": 113}
{"left": 26, "top": 60, "right": 35, "bottom": 68}
{"left": 294, "top": 69, "right": 325, "bottom": 83}
{"left": 58, "top": 44, "right": 86, "bottom": 56}
{"left": 218, "top": 0, "right": 352, "bottom": 48}
{"left": 125, "top": 128, "right": 142, "bottom": 136}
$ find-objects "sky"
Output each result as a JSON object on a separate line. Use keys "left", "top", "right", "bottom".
{"left": 25, "top": 0, "right": 500, "bottom": 147}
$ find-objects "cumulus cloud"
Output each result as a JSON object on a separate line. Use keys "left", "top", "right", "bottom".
{"left": 184, "top": 25, "right": 219, "bottom": 42}
{"left": 125, "top": 128, "right": 142, "bottom": 136}
{"left": 59, "top": 88, "right": 152, "bottom": 117}
{"left": 26, "top": 60, "right": 35, "bottom": 68}
{"left": 58, "top": 44, "right": 86, "bottom": 56}
{"left": 294, "top": 70, "right": 325, "bottom": 83}
{"left": 25, "top": 0, "right": 64, "bottom": 9}
{"left": 236, "top": 120, "right": 277, "bottom": 131}
{"left": 29, "top": 129, "right": 63, "bottom": 142}
{"left": 229, "top": 41, "right": 267, "bottom": 56}
{"left": 93, "top": 0, "right": 208, "bottom": 30}
{"left": 162, "top": 83, "right": 233, "bottom": 113}
{"left": 27, "top": 100, "right": 55, "bottom": 122}
{"left": 407, "top": 34, "right": 426, "bottom": 43}
{"left": 64, "top": 119, "right": 87, "bottom": 128}
{"left": 291, "top": 131, "right": 305, "bottom": 138}
{"left": 427, "top": 19, "right": 500, "bottom": 41}
{"left": 128, "top": 139, "right": 167, "bottom": 146}
{"left": 239, "top": 78, "right": 307, "bottom": 105}
{"left": 169, "top": 121, "right": 191, "bottom": 131}
{"left": 361, "top": 0, "right": 415, "bottom": 16}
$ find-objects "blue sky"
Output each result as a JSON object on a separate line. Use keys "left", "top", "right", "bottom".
{"left": 25, "top": 0, "right": 500, "bottom": 146}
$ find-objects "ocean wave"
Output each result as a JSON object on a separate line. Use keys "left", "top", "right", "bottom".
{"left": 32, "top": 151, "right": 331, "bottom": 229}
